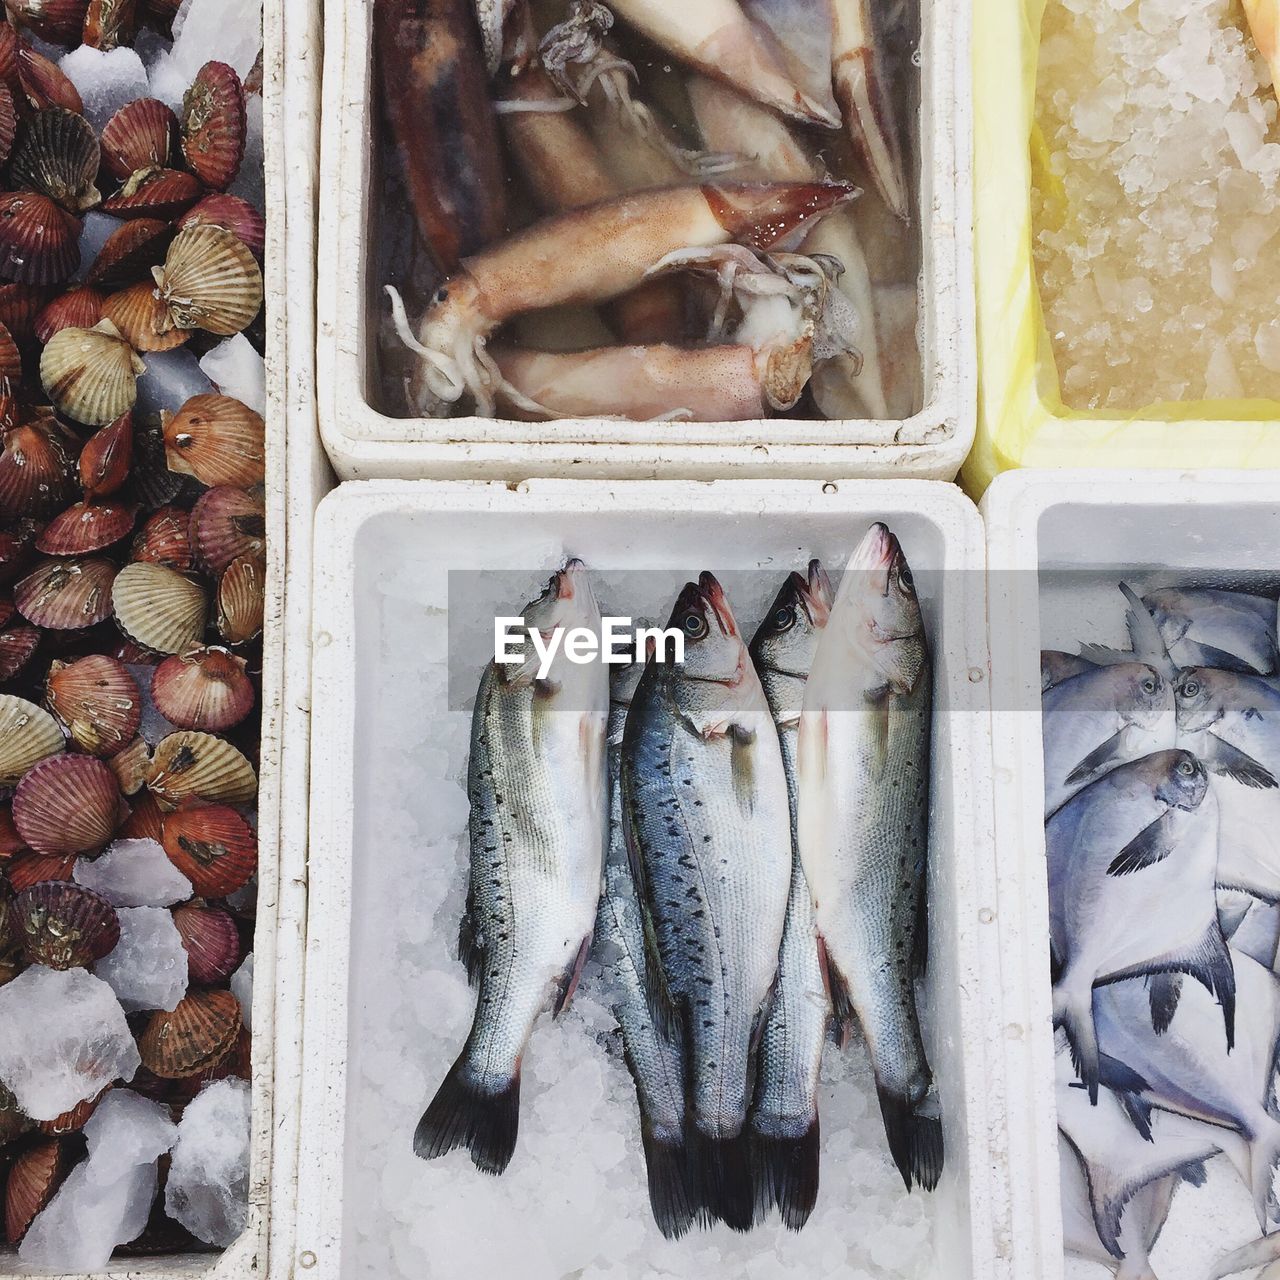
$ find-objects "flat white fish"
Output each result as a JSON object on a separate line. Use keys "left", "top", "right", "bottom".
{"left": 1174, "top": 667, "right": 1280, "bottom": 788}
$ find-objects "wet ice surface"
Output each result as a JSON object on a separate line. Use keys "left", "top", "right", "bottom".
{"left": 94, "top": 906, "right": 190, "bottom": 1012}
{"left": 137, "top": 348, "right": 217, "bottom": 416}
{"left": 60, "top": 45, "right": 150, "bottom": 131}
{"left": 201, "top": 335, "right": 267, "bottom": 416}
{"left": 231, "top": 953, "right": 254, "bottom": 1033}
{"left": 341, "top": 527, "right": 945, "bottom": 1280}
{"left": 165, "top": 1079, "right": 252, "bottom": 1247}
{"left": 1034, "top": 0, "right": 1280, "bottom": 408}
{"left": 75, "top": 836, "right": 193, "bottom": 907}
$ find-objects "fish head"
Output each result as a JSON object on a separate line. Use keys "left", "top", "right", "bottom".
{"left": 1148, "top": 749, "right": 1209, "bottom": 811}
{"left": 1173, "top": 667, "right": 1223, "bottom": 733}
{"left": 749, "top": 558, "right": 833, "bottom": 675}
{"left": 500, "top": 558, "right": 604, "bottom": 691}
{"left": 667, "top": 572, "right": 746, "bottom": 682}
{"left": 1114, "top": 663, "right": 1174, "bottom": 730}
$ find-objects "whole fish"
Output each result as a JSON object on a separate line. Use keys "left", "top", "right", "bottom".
{"left": 797, "top": 523, "right": 942, "bottom": 1192}
{"left": 1095, "top": 953, "right": 1280, "bottom": 1228}
{"left": 595, "top": 647, "right": 700, "bottom": 1239}
{"left": 622, "top": 572, "right": 792, "bottom": 1231}
{"left": 1042, "top": 649, "right": 1099, "bottom": 692}
{"left": 414, "top": 561, "right": 608, "bottom": 1174}
{"left": 1174, "top": 667, "right": 1280, "bottom": 787}
{"left": 1047, "top": 750, "right": 1231, "bottom": 1103}
{"left": 746, "top": 560, "right": 833, "bottom": 1230}
{"left": 1041, "top": 663, "right": 1174, "bottom": 816}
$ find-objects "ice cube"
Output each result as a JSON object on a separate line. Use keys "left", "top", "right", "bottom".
{"left": 94, "top": 907, "right": 190, "bottom": 1012}
{"left": 59, "top": 46, "right": 150, "bottom": 131}
{"left": 230, "top": 953, "right": 254, "bottom": 1033}
{"left": 19, "top": 1161, "right": 157, "bottom": 1270}
{"left": 0, "top": 967, "right": 140, "bottom": 1122}
{"left": 170, "top": 0, "right": 263, "bottom": 82}
{"left": 147, "top": 50, "right": 190, "bottom": 113}
{"left": 200, "top": 335, "right": 266, "bottom": 415}
{"left": 136, "top": 348, "right": 215, "bottom": 417}
{"left": 165, "top": 1079, "right": 252, "bottom": 1247}
{"left": 74, "top": 212, "right": 126, "bottom": 284}
{"left": 75, "top": 837, "right": 193, "bottom": 908}
{"left": 228, "top": 93, "right": 265, "bottom": 211}
{"left": 84, "top": 1089, "right": 179, "bottom": 1184}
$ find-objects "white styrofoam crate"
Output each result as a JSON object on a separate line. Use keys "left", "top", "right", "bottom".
{"left": 295, "top": 477, "right": 1008, "bottom": 1279}
{"left": 983, "top": 469, "right": 1280, "bottom": 1280}
{"left": 315, "top": 0, "right": 974, "bottom": 481}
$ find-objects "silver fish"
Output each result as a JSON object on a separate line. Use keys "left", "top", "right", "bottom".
{"left": 746, "top": 560, "right": 833, "bottom": 1230}
{"left": 1048, "top": 750, "right": 1230, "bottom": 1103}
{"left": 797, "top": 522, "right": 942, "bottom": 1191}
{"left": 1094, "top": 952, "right": 1280, "bottom": 1228}
{"left": 1041, "top": 663, "right": 1174, "bottom": 816}
{"left": 414, "top": 561, "right": 608, "bottom": 1174}
{"left": 1042, "top": 649, "right": 1099, "bottom": 692}
{"left": 622, "top": 572, "right": 792, "bottom": 1231}
{"left": 1174, "top": 667, "right": 1280, "bottom": 788}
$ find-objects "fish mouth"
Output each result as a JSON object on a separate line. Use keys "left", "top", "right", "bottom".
{"left": 848, "top": 522, "right": 898, "bottom": 581}
{"left": 799, "top": 558, "right": 834, "bottom": 625}
{"left": 555, "top": 557, "right": 588, "bottom": 601}
{"left": 697, "top": 571, "right": 738, "bottom": 639}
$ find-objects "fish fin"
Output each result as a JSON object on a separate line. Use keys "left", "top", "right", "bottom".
{"left": 1120, "top": 582, "right": 1177, "bottom": 678}
{"left": 687, "top": 1128, "right": 755, "bottom": 1232}
{"left": 816, "top": 933, "right": 857, "bottom": 1044}
{"left": 1065, "top": 731, "right": 1126, "bottom": 786}
{"left": 1078, "top": 642, "right": 1136, "bottom": 666}
{"left": 414, "top": 1056, "right": 521, "bottom": 1176}
{"left": 1179, "top": 926, "right": 1237, "bottom": 1051}
{"left": 876, "top": 1084, "right": 943, "bottom": 1192}
{"left": 1097, "top": 1054, "right": 1153, "bottom": 1141}
{"left": 1181, "top": 1159, "right": 1208, "bottom": 1188}
{"left": 457, "top": 896, "right": 483, "bottom": 987}
{"left": 867, "top": 691, "right": 891, "bottom": 776}
{"left": 553, "top": 933, "right": 593, "bottom": 1017}
{"left": 911, "top": 882, "right": 929, "bottom": 981}
{"left": 639, "top": 1125, "right": 701, "bottom": 1240}
{"left": 1197, "top": 732, "right": 1278, "bottom": 788}
{"left": 1147, "top": 972, "right": 1184, "bottom": 1035}
{"left": 1055, "top": 983, "right": 1101, "bottom": 1104}
{"left": 1107, "top": 811, "right": 1179, "bottom": 876}
{"left": 750, "top": 1118, "right": 821, "bottom": 1231}
{"left": 1209, "top": 1232, "right": 1280, "bottom": 1280}
{"left": 1192, "top": 643, "right": 1267, "bottom": 676}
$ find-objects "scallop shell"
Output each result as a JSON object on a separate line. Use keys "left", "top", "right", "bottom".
{"left": 118, "top": 784, "right": 162, "bottom": 840}
{"left": 0, "top": 283, "right": 47, "bottom": 345}
{"left": 130, "top": 416, "right": 193, "bottom": 509}
{"left": 79, "top": 411, "right": 133, "bottom": 499}
{"left": 16, "top": 42, "right": 83, "bottom": 114}
{"left": 36, "top": 499, "right": 138, "bottom": 555}
{"left": 149, "top": 732, "right": 257, "bottom": 808}
{"left": 130, "top": 503, "right": 192, "bottom": 571}
{"left": 177, "top": 194, "right": 265, "bottom": 260}
{"left": 189, "top": 486, "right": 264, "bottom": 574}
{"left": 0, "top": 805, "right": 25, "bottom": 856}
{"left": 161, "top": 800, "right": 256, "bottom": 896}
{"left": 138, "top": 988, "right": 240, "bottom": 1078}
{"left": 180, "top": 60, "right": 245, "bottom": 191}
{"left": 14, "top": 555, "right": 116, "bottom": 629}
{"left": 35, "top": 1085, "right": 108, "bottom": 1135}
{"left": 40, "top": 318, "right": 145, "bottom": 426}
{"left": 46, "top": 654, "right": 141, "bottom": 755}
{"left": 4, "top": 1138, "right": 63, "bottom": 1244}
{"left": 0, "top": 623, "right": 40, "bottom": 680}
{"left": 35, "top": 284, "right": 105, "bottom": 343}
{"left": 102, "top": 166, "right": 201, "bottom": 220}
{"left": 152, "top": 226, "right": 262, "bottom": 337}
{"left": 216, "top": 554, "right": 264, "bottom": 645}
{"left": 171, "top": 901, "right": 240, "bottom": 983}
{"left": 0, "top": 192, "right": 79, "bottom": 286}
{"left": 0, "top": 521, "right": 38, "bottom": 587}
{"left": 101, "top": 280, "right": 187, "bottom": 352}
{"left": 151, "top": 646, "right": 253, "bottom": 732}
{"left": 163, "top": 395, "right": 265, "bottom": 487}
{"left": 111, "top": 561, "right": 206, "bottom": 655}
{"left": 108, "top": 733, "right": 150, "bottom": 794}
{"left": 5, "top": 851, "right": 75, "bottom": 891}
{"left": 15, "top": 880, "right": 119, "bottom": 968}
{"left": 86, "top": 217, "right": 172, "bottom": 290}
{"left": 101, "top": 98, "right": 174, "bottom": 181}
{"left": 0, "top": 420, "right": 75, "bottom": 519}
{"left": 0, "top": 23, "right": 18, "bottom": 84}
{"left": 10, "top": 109, "right": 101, "bottom": 213}
{"left": 6, "top": 0, "right": 89, "bottom": 43}
{"left": 0, "top": 695, "right": 63, "bottom": 787}
{"left": 0, "top": 593, "right": 13, "bottom": 629}
{"left": 83, "top": 0, "right": 138, "bottom": 49}
{"left": 0, "top": 82, "right": 19, "bottom": 169}
{"left": 12, "top": 753, "right": 123, "bottom": 855}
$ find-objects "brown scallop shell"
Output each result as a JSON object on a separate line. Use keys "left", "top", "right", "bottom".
{"left": 0, "top": 82, "right": 18, "bottom": 170}
{"left": 83, "top": 0, "right": 138, "bottom": 49}
{"left": 0, "top": 694, "right": 63, "bottom": 788}
{"left": 78, "top": 411, "right": 132, "bottom": 499}
{"left": 180, "top": 61, "right": 245, "bottom": 191}
{"left": 215, "top": 554, "right": 264, "bottom": 645}
{"left": 4, "top": 1137, "right": 64, "bottom": 1244}
{"left": 12, "top": 752, "right": 124, "bottom": 855}
{"left": 117, "top": 783, "right": 162, "bottom": 840}
{"left": 14, "top": 554, "right": 116, "bottom": 629}
{"left": 0, "top": 623, "right": 40, "bottom": 680}
{"left": 46, "top": 654, "right": 141, "bottom": 755}
{"left": 35, "top": 284, "right": 105, "bottom": 344}
{"left": 0, "top": 593, "right": 13, "bottom": 629}
{"left": 6, "top": 0, "right": 90, "bottom": 44}
{"left": 189, "top": 486, "right": 264, "bottom": 574}
{"left": 160, "top": 1022, "right": 250, "bottom": 1105}
{"left": 152, "top": 225, "right": 262, "bottom": 337}
{"left": 111, "top": 561, "right": 206, "bottom": 655}
{"left": 15, "top": 880, "right": 119, "bottom": 968}
{"left": 0, "top": 806, "right": 23, "bottom": 857}
{"left": 0, "top": 520, "right": 38, "bottom": 587}
{"left": 16, "top": 42, "right": 82, "bottom": 114}
{"left": 101, "top": 97, "right": 174, "bottom": 182}
{"left": 36, "top": 499, "right": 138, "bottom": 555}
{"left": 101, "top": 280, "right": 187, "bottom": 353}
{"left": 171, "top": 901, "right": 240, "bottom": 983}
{"left": 0, "top": 283, "right": 47, "bottom": 346}
{"left": 40, "top": 318, "right": 145, "bottom": 427}
{"left": 0, "top": 24, "right": 18, "bottom": 85}
{"left": 149, "top": 732, "right": 257, "bottom": 809}
{"left": 0, "top": 192, "right": 80, "bottom": 286}
{"left": 130, "top": 415, "right": 191, "bottom": 509}
{"left": 0, "top": 419, "right": 75, "bottom": 519}
{"left": 0, "top": 320, "right": 21, "bottom": 387}
{"left": 35, "top": 1085, "right": 109, "bottom": 1136}
{"left": 177, "top": 194, "right": 265, "bottom": 260}
{"left": 5, "top": 851, "right": 75, "bottom": 891}
{"left": 138, "top": 988, "right": 241, "bottom": 1079}
{"left": 161, "top": 800, "right": 256, "bottom": 896}
{"left": 10, "top": 109, "right": 101, "bottom": 213}
{"left": 85, "top": 218, "right": 172, "bottom": 290}
{"left": 107, "top": 733, "right": 150, "bottom": 794}
{"left": 130, "top": 503, "right": 192, "bottom": 571}
{"left": 102, "top": 166, "right": 201, "bottom": 221}
{"left": 151, "top": 646, "right": 253, "bottom": 732}
{"left": 163, "top": 394, "right": 264, "bottom": 487}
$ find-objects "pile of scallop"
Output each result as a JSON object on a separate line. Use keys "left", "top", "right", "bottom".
{"left": 0, "top": 0, "right": 266, "bottom": 1268}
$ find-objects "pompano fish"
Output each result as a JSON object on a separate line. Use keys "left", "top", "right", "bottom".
{"left": 1048, "top": 749, "right": 1231, "bottom": 1103}
{"left": 595, "top": 646, "right": 700, "bottom": 1239}
{"left": 1042, "top": 649, "right": 1098, "bottom": 692}
{"left": 1041, "top": 663, "right": 1174, "bottom": 816}
{"left": 1094, "top": 952, "right": 1280, "bottom": 1228}
{"left": 1174, "top": 667, "right": 1280, "bottom": 787}
{"left": 414, "top": 561, "right": 608, "bottom": 1174}
{"left": 797, "top": 523, "right": 942, "bottom": 1192}
{"left": 622, "top": 572, "right": 792, "bottom": 1230}
{"left": 746, "top": 560, "right": 833, "bottom": 1230}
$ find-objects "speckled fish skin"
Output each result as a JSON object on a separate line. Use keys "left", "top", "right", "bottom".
{"left": 596, "top": 651, "right": 700, "bottom": 1239}
{"left": 622, "top": 572, "right": 791, "bottom": 1232}
{"left": 746, "top": 560, "right": 833, "bottom": 1230}
{"left": 414, "top": 561, "right": 608, "bottom": 1176}
{"left": 796, "top": 523, "right": 941, "bottom": 1193}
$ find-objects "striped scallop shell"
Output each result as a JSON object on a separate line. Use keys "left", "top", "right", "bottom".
{"left": 14, "top": 555, "right": 117, "bottom": 629}
{"left": 130, "top": 503, "right": 193, "bottom": 571}
{"left": 16, "top": 42, "right": 83, "bottom": 114}
{"left": 151, "top": 646, "right": 253, "bottom": 732}
{"left": 111, "top": 561, "right": 206, "bottom": 655}
{"left": 179, "top": 60, "right": 245, "bottom": 191}
{"left": 35, "top": 284, "right": 106, "bottom": 343}
{"left": 9, "top": 108, "right": 101, "bottom": 213}
{"left": 118, "top": 785, "right": 162, "bottom": 840}
{"left": 102, "top": 166, "right": 200, "bottom": 220}
{"left": 0, "top": 192, "right": 80, "bottom": 286}
{"left": 0, "top": 83, "right": 18, "bottom": 170}
{"left": 78, "top": 411, "right": 133, "bottom": 499}
{"left": 107, "top": 734, "right": 150, "bottom": 795}
{"left": 148, "top": 731, "right": 256, "bottom": 808}
{"left": 161, "top": 801, "right": 256, "bottom": 896}
{"left": 138, "top": 988, "right": 240, "bottom": 1078}
{"left": 86, "top": 217, "right": 172, "bottom": 289}
{"left": 171, "top": 901, "right": 240, "bottom": 983}
{"left": 40, "top": 318, "right": 146, "bottom": 426}
{"left": 0, "top": 283, "right": 46, "bottom": 345}
{"left": 83, "top": 0, "right": 139, "bottom": 49}
{"left": 12, "top": 753, "right": 123, "bottom": 856}
{"left": 152, "top": 225, "right": 262, "bottom": 337}
{"left": 177, "top": 194, "right": 265, "bottom": 260}
{"left": 5, "top": 851, "right": 76, "bottom": 891}
{"left": 163, "top": 395, "right": 264, "bottom": 487}
{"left": 14, "top": 880, "right": 119, "bottom": 968}
{"left": 0, "top": 420, "right": 76, "bottom": 519}
{"left": 6, "top": 0, "right": 90, "bottom": 43}
{"left": 0, "top": 624, "right": 40, "bottom": 681}
{"left": 189, "top": 486, "right": 264, "bottom": 574}
{"left": 101, "top": 98, "right": 174, "bottom": 182}
{"left": 215, "top": 554, "right": 264, "bottom": 645}
{"left": 4, "top": 1138, "right": 64, "bottom": 1244}
{"left": 101, "top": 280, "right": 188, "bottom": 353}
{"left": 46, "top": 654, "right": 141, "bottom": 756}
{"left": 36, "top": 499, "right": 138, "bottom": 555}
{"left": 0, "top": 695, "right": 63, "bottom": 787}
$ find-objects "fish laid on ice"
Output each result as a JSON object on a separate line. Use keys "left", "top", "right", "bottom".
{"left": 1048, "top": 750, "right": 1231, "bottom": 1102}
{"left": 747, "top": 561, "right": 834, "bottom": 1230}
{"left": 797, "top": 522, "right": 942, "bottom": 1191}
{"left": 622, "top": 572, "right": 792, "bottom": 1230}
{"left": 414, "top": 561, "right": 608, "bottom": 1174}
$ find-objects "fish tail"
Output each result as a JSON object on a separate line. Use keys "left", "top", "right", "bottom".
{"left": 876, "top": 1084, "right": 943, "bottom": 1193}
{"left": 639, "top": 1126, "right": 703, "bottom": 1240}
{"left": 750, "top": 1118, "right": 821, "bottom": 1230}
{"left": 687, "top": 1127, "right": 755, "bottom": 1232}
{"left": 1207, "top": 1228, "right": 1280, "bottom": 1280}
{"left": 413, "top": 1054, "right": 521, "bottom": 1176}
{"left": 1054, "top": 982, "right": 1101, "bottom": 1104}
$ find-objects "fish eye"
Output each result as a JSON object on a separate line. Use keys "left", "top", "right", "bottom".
{"left": 897, "top": 564, "right": 915, "bottom": 595}
{"left": 1141, "top": 676, "right": 1157, "bottom": 694}
{"left": 1181, "top": 679, "right": 1200, "bottom": 698}
{"left": 772, "top": 605, "right": 795, "bottom": 631}
{"left": 682, "top": 611, "right": 708, "bottom": 639}
{"left": 1176, "top": 758, "right": 1197, "bottom": 777}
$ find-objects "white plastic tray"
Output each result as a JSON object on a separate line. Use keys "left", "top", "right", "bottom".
{"left": 296, "top": 477, "right": 1009, "bottom": 1279}
{"left": 315, "top": 0, "right": 975, "bottom": 481}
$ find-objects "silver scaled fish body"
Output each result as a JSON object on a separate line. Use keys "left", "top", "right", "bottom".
{"left": 746, "top": 560, "right": 833, "bottom": 1230}
{"left": 414, "top": 560, "right": 608, "bottom": 1175}
{"left": 797, "top": 522, "right": 942, "bottom": 1192}
{"left": 622, "top": 571, "right": 792, "bottom": 1231}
